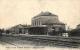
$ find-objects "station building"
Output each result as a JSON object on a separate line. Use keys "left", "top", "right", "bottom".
{"left": 29, "top": 11, "right": 66, "bottom": 35}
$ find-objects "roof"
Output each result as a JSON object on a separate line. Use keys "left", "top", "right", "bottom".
{"left": 34, "top": 11, "right": 57, "bottom": 18}
{"left": 8, "top": 24, "right": 31, "bottom": 30}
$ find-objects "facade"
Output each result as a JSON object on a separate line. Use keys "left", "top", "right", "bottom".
{"left": 30, "top": 11, "right": 65, "bottom": 35}
{"left": 8, "top": 24, "right": 30, "bottom": 34}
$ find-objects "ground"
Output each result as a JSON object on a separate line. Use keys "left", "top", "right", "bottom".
{"left": 0, "top": 35, "right": 80, "bottom": 50}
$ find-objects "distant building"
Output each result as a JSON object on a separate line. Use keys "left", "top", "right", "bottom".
{"left": 8, "top": 24, "right": 30, "bottom": 34}
{"left": 30, "top": 11, "right": 65, "bottom": 35}
{"left": 76, "top": 24, "right": 80, "bottom": 29}
{"left": 69, "top": 24, "right": 80, "bottom": 37}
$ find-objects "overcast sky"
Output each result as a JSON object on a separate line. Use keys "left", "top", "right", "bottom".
{"left": 0, "top": 0, "right": 80, "bottom": 29}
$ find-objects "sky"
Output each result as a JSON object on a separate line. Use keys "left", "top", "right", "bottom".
{"left": 0, "top": 0, "right": 80, "bottom": 29}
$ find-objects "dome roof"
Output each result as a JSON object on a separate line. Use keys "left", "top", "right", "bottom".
{"left": 38, "top": 11, "right": 57, "bottom": 16}
{"left": 34, "top": 11, "right": 57, "bottom": 18}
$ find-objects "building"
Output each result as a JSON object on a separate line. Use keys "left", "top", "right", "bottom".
{"left": 69, "top": 24, "right": 80, "bottom": 37}
{"left": 8, "top": 24, "right": 30, "bottom": 34}
{"left": 30, "top": 11, "right": 65, "bottom": 35}
{"left": 76, "top": 24, "right": 80, "bottom": 29}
